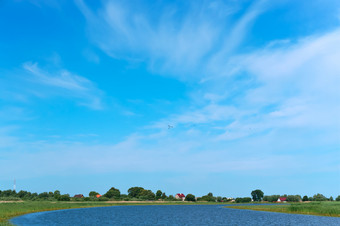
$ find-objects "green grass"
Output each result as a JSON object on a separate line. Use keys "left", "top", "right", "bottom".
{"left": 0, "top": 201, "right": 224, "bottom": 225}
{"left": 226, "top": 202, "right": 340, "bottom": 217}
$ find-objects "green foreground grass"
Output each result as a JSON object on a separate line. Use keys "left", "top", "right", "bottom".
{"left": 226, "top": 202, "right": 340, "bottom": 217}
{"left": 0, "top": 201, "right": 223, "bottom": 225}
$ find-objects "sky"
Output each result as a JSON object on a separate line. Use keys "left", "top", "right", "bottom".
{"left": 0, "top": 0, "right": 339, "bottom": 198}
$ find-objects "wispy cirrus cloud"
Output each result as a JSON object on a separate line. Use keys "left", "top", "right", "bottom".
{"left": 76, "top": 0, "right": 267, "bottom": 80}
{"left": 23, "top": 62, "right": 104, "bottom": 110}
{"left": 74, "top": 0, "right": 340, "bottom": 174}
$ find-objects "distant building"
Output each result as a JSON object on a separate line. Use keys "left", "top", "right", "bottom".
{"left": 175, "top": 193, "right": 185, "bottom": 201}
{"left": 277, "top": 197, "right": 287, "bottom": 202}
{"left": 96, "top": 194, "right": 102, "bottom": 198}
{"left": 74, "top": 194, "right": 84, "bottom": 198}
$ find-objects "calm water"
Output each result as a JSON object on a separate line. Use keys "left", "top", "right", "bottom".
{"left": 11, "top": 204, "right": 340, "bottom": 226}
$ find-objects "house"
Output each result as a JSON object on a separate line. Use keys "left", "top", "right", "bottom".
{"left": 175, "top": 193, "right": 185, "bottom": 201}
{"left": 74, "top": 194, "right": 84, "bottom": 198}
{"left": 96, "top": 194, "right": 102, "bottom": 198}
{"left": 277, "top": 197, "right": 287, "bottom": 202}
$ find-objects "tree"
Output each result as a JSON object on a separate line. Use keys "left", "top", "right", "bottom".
{"left": 54, "top": 190, "right": 61, "bottom": 200}
{"left": 89, "top": 191, "right": 99, "bottom": 197}
{"left": 201, "top": 192, "right": 216, "bottom": 202}
{"left": 263, "top": 195, "right": 280, "bottom": 202}
{"left": 17, "top": 190, "right": 28, "bottom": 199}
{"left": 335, "top": 195, "right": 340, "bottom": 201}
{"left": 140, "top": 189, "right": 155, "bottom": 200}
{"left": 302, "top": 195, "right": 308, "bottom": 202}
{"left": 313, "top": 193, "right": 327, "bottom": 201}
{"left": 128, "top": 187, "right": 145, "bottom": 198}
{"left": 38, "top": 192, "right": 49, "bottom": 199}
{"left": 58, "top": 194, "right": 70, "bottom": 201}
{"left": 104, "top": 187, "right": 121, "bottom": 199}
{"left": 156, "top": 190, "right": 162, "bottom": 200}
{"left": 251, "top": 189, "right": 264, "bottom": 202}
{"left": 167, "top": 195, "right": 175, "bottom": 201}
{"left": 161, "top": 192, "right": 167, "bottom": 199}
{"left": 185, "top": 194, "right": 196, "bottom": 202}
{"left": 287, "top": 195, "right": 301, "bottom": 202}
{"left": 330, "top": 196, "right": 334, "bottom": 201}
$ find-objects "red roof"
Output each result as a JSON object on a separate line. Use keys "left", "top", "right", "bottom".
{"left": 279, "top": 197, "right": 287, "bottom": 201}
{"left": 176, "top": 193, "right": 185, "bottom": 198}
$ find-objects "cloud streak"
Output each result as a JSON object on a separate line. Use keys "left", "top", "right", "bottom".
{"left": 76, "top": 0, "right": 266, "bottom": 80}
{"left": 23, "top": 62, "right": 104, "bottom": 109}
{"left": 74, "top": 0, "right": 340, "bottom": 176}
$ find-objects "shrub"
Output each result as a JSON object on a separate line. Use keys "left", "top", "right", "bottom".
{"left": 263, "top": 195, "right": 280, "bottom": 202}
{"left": 185, "top": 194, "right": 196, "bottom": 202}
{"left": 302, "top": 195, "right": 309, "bottom": 201}
{"left": 235, "top": 197, "right": 252, "bottom": 203}
{"left": 98, "top": 197, "right": 109, "bottom": 201}
{"left": 287, "top": 195, "right": 301, "bottom": 202}
{"left": 58, "top": 194, "right": 70, "bottom": 201}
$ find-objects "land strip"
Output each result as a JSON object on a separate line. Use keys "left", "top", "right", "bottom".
{"left": 225, "top": 202, "right": 340, "bottom": 217}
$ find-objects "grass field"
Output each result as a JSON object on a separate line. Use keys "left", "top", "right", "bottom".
{"left": 226, "top": 202, "right": 340, "bottom": 217}
{"left": 0, "top": 201, "right": 224, "bottom": 225}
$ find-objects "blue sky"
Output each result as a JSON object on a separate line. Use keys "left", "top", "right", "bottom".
{"left": 1, "top": 0, "right": 339, "bottom": 198}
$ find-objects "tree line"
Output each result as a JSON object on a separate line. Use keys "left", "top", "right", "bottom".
{"left": 0, "top": 187, "right": 339, "bottom": 202}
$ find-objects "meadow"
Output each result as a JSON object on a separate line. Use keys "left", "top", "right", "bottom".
{"left": 226, "top": 202, "right": 340, "bottom": 217}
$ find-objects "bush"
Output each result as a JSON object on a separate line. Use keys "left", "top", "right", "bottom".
{"left": 185, "top": 194, "right": 196, "bottom": 202}
{"left": 263, "top": 195, "right": 280, "bottom": 202}
{"left": 89, "top": 191, "right": 99, "bottom": 197}
{"left": 58, "top": 194, "right": 70, "bottom": 201}
{"left": 0, "top": 196, "right": 21, "bottom": 201}
{"left": 235, "top": 197, "right": 252, "bottom": 203}
{"left": 98, "top": 197, "right": 109, "bottom": 201}
{"left": 166, "top": 195, "right": 176, "bottom": 201}
{"left": 201, "top": 193, "right": 216, "bottom": 202}
{"left": 287, "top": 195, "right": 301, "bottom": 202}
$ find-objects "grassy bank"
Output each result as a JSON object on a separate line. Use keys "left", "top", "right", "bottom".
{"left": 226, "top": 202, "right": 340, "bottom": 217}
{"left": 0, "top": 201, "right": 223, "bottom": 225}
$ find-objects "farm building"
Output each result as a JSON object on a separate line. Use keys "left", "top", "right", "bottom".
{"left": 175, "top": 193, "right": 185, "bottom": 201}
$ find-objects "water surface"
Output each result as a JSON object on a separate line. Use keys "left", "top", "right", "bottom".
{"left": 11, "top": 204, "right": 340, "bottom": 226}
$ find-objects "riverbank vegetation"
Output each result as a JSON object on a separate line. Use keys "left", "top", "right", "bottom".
{"left": 226, "top": 202, "right": 340, "bottom": 217}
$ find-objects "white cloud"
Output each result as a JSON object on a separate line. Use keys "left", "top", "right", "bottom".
{"left": 23, "top": 62, "right": 104, "bottom": 110}
{"left": 76, "top": 0, "right": 265, "bottom": 80}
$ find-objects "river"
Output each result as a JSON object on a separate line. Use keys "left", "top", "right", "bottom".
{"left": 11, "top": 204, "right": 340, "bottom": 225}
